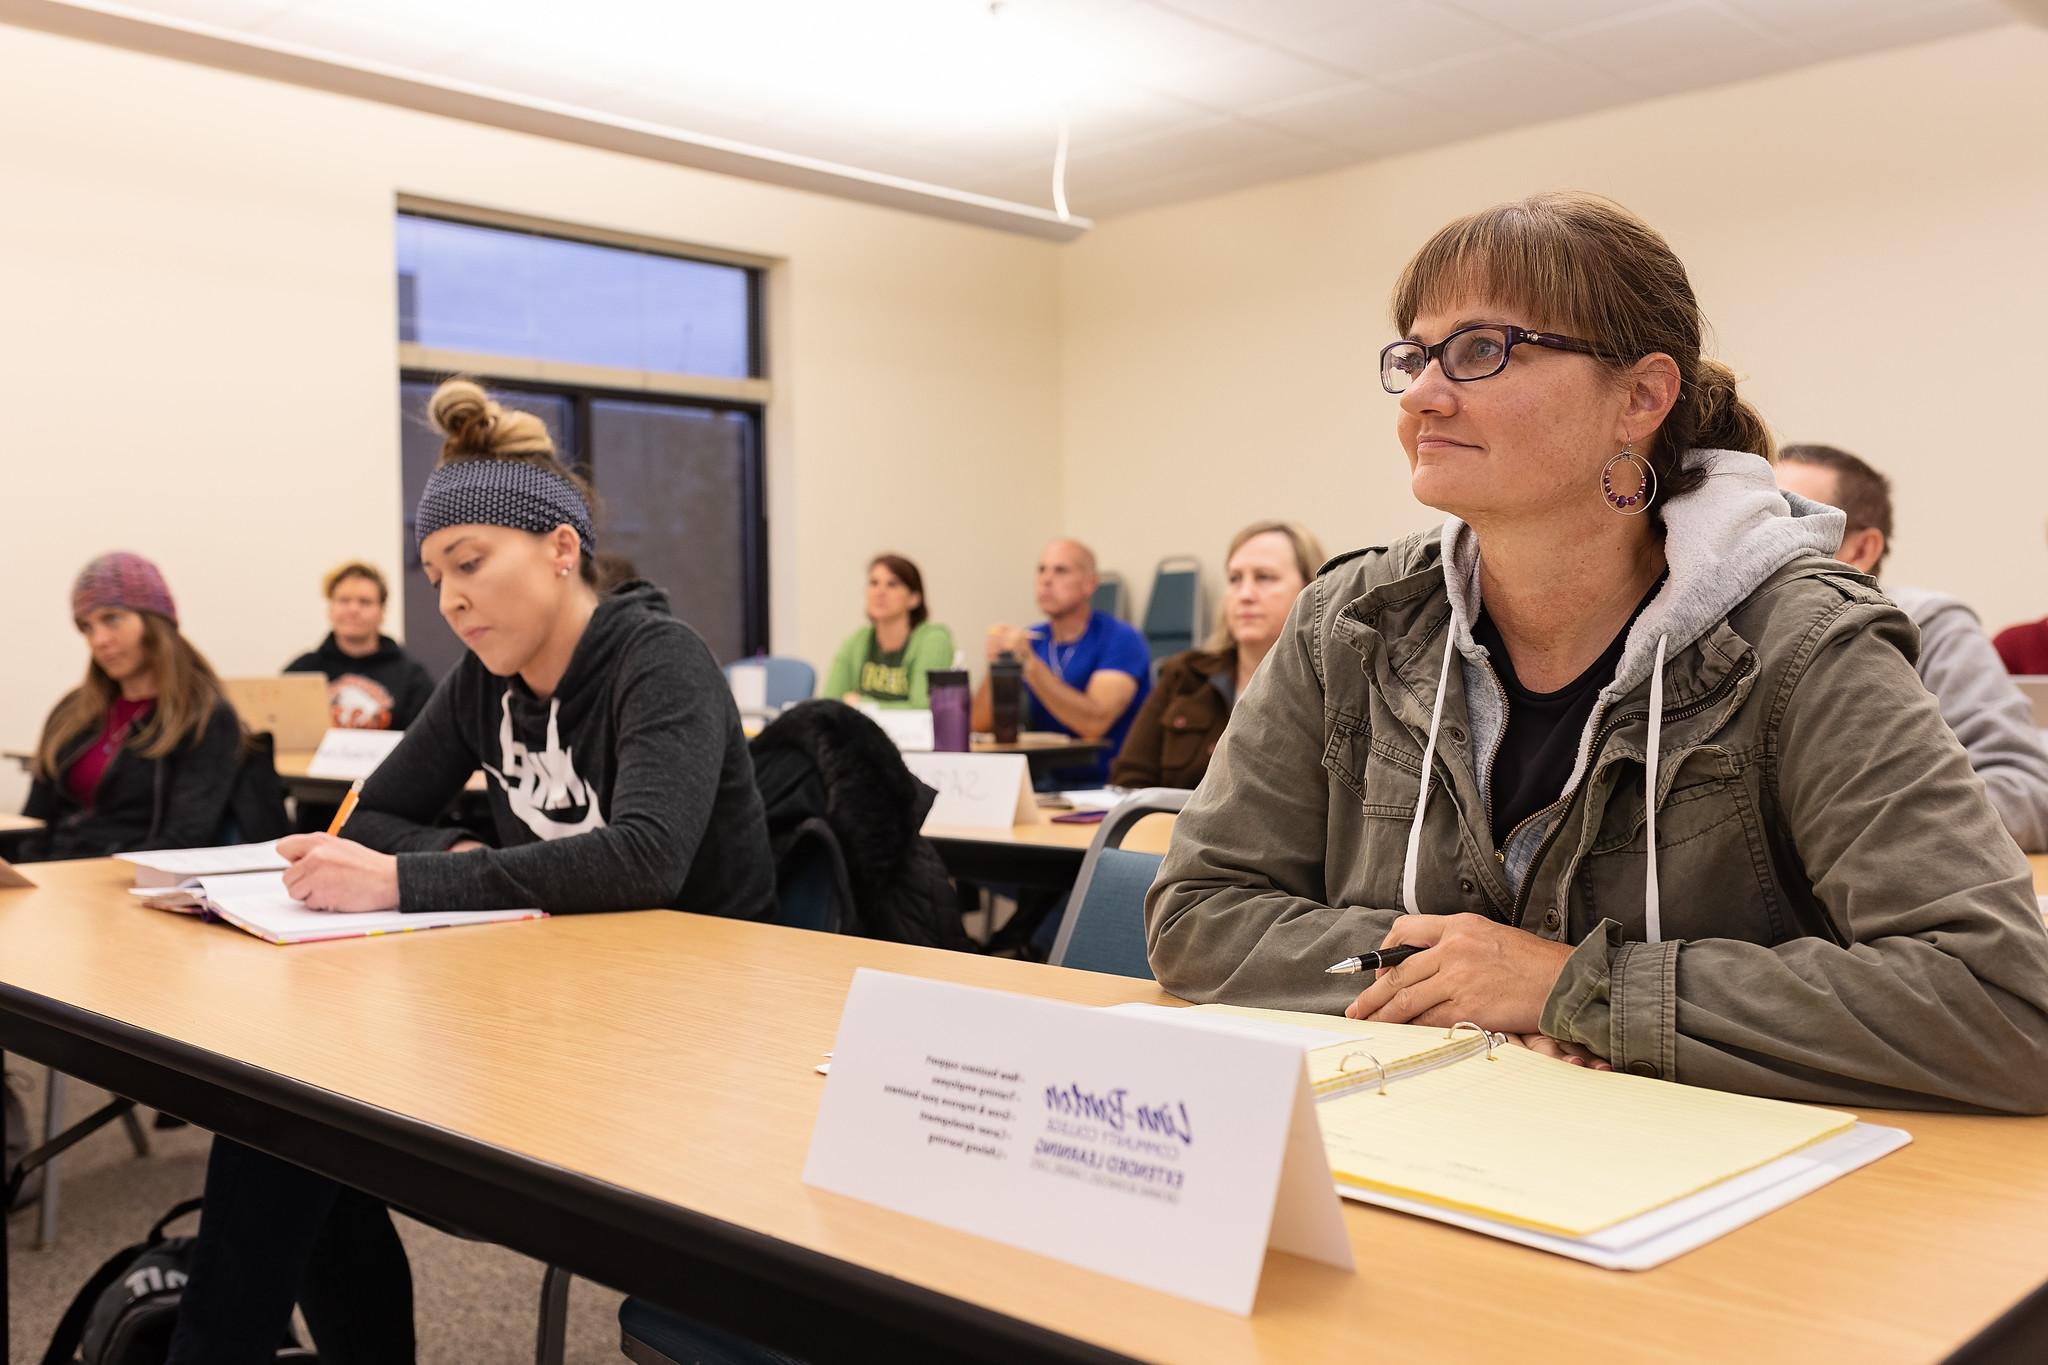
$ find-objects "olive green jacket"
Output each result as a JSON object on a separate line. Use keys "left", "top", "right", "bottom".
{"left": 1147, "top": 453, "right": 2048, "bottom": 1113}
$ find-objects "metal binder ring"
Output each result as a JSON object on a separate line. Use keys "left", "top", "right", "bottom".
{"left": 1447, "top": 1021, "right": 1505, "bottom": 1059}
{"left": 1337, "top": 1050, "right": 1390, "bottom": 1096}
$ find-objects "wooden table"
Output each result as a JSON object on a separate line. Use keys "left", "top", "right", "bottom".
{"left": 4, "top": 860, "right": 2046, "bottom": 1363}
{"left": 974, "top": 732, "right": 1107, "bottom": 781}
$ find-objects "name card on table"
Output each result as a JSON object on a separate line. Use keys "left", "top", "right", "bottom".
{"left": 802, "top": 971, "right": 1354, "bottom": 1315}
{"left": 863, "top": 706, "right": 935, "bottom": 752}
{"left": 728, "top": 663, "right": 769, "bottom": 715}
{"left": 901, "top": 752, "right": 1036, "bottom": 830}
{"left": 305, "top": 727, "right": 406, "bottom": 780}
{"left": 0, "top": 857, "right": 35, "bottom": 889}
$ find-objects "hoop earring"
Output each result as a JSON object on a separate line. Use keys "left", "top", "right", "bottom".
{"left": 1601, "top": 445, "right": 1657, "bottom": 516}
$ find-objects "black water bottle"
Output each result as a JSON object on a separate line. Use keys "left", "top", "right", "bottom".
{"left": 989, "top": 651, "right": 1023, "bottom": 744}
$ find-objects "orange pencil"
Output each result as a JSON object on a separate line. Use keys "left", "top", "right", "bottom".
{"left": 326, "top": 779, "right": 363, "bottom": 838}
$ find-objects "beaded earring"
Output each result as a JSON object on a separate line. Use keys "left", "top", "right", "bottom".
{"left": 1601, "top": 444, "right": 1657, "bottom": 516}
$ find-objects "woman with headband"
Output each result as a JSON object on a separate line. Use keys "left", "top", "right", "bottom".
{"left": 166, "top": 378, "right": 775, "bottom": 1365}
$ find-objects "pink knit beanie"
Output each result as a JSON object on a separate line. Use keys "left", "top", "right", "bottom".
{"left": 72, "top": 552, "right": 178, "bottom": 626}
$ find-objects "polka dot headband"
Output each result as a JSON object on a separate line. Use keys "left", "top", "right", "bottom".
{"left": 414, "top": 459, "right": 596, "bottom": 555}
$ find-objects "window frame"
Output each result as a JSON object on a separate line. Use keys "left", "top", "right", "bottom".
{"left": 395, "top": 200, "right": 770, "bottom": 392}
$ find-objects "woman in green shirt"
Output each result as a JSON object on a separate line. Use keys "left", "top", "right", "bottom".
{"left": 822, "top": 553, "right": 956, "bottom": 708}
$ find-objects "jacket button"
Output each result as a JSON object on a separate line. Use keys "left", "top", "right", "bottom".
{"left": 1458, "top": 878, "right": 1475, "bottom": 895}
{"left": 1625, "top": 1060, "right": 1660, "bottom": 1079}
{"left": 1542, "top": 908, "right": 1560, "bottom": 930}
{"left": 1447, "top": 726, "right": 1466, "bottom": 744}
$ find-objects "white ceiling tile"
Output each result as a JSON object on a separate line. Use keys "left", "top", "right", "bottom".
{"left": 1721, "top": 0, "right": 1999, "bottom": 44}
{"left": 1291, "top": 1, "right": 1517, "bottom": 78}
{"left": 1443, "top": 0, "right": 1663, "bottom": 39}
{"left": 1759, "top": 0, "right": 2012, "bottom": 58}
{"left": 1144, "top": 0, "right": 1372, "bottom": 46}
{"left": 1242, "top": 80, "right": 1455, "bottom": 156}
{"left": 1133, "top": 42, "right": 1356, "bottom": 111}
{"left": 1557, "top": 1, "right": 1802, "bottom": 90}
{"left": 1376, "top": 41, "right": 1624, "bottom": 125}
{"left": 87, "top": 0, "right": 2022, "bottom": 220}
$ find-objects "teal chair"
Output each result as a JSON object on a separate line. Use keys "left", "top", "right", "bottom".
{"left": 723, "top": 656, "right": 816, "bottom": 711}
{"left": 1141, "top": 557, "right": 1203, "bottom": 662}
{"left": 1091, "top": 571, "right": 1128, "bottom": 621}
{"left": 1048, "top": 788, "right": 1191, "bottom": 978}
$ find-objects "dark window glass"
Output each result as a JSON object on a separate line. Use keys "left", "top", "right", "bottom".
{"left": 395, "top": 213, "right": 757, "bottom": 379}
{"left": 588, "top": 397, "right": 763, "bottom": 665}
{"left": 397, "top": 379, "right": 764, "bottom": 681}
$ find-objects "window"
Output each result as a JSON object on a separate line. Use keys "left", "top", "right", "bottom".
{"left": 397, "top": 211, "right": 758, "bottom": 378}
{"left": 395, "top": 211, "right": 768, "bottom": 678}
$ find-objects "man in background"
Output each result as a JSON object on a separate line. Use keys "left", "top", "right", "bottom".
{"left": 1779, "top": 443, "right": 2048, "bottom": 851}
{"left": 977, "top": 538, "right": 1151, "bottom": 788}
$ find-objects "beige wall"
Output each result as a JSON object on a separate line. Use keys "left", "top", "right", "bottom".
{"left": 6, "top": 19, "right": 2044, "bottom": 814}
{"left": 1060, "top": 25, "right": 2048, "bottom": 640}
{"left": 0, "top": 22, "right": 1062, "bottom": 771}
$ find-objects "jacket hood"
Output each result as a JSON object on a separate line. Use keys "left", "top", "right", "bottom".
{"left": 1437, "top": 449, "right": 1846, "bottom": 702}
{"left": 553, "top": 580, "right": 673, "bottom": 698}
{"left": 1400, "top": 449, "right": 1848, "bottom": 937}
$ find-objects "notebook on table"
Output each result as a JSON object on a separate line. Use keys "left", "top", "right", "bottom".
{"left": 119, "top": 842, "right": 288, "bottom": 888}
{"left": 122, "top": 842, "right": 291, "bottom": 909}
{"left": 188, "top": 871, "right": 543, "bottom": 945}
{"left": 1110, "top": 1003, "right": 1909, "bottom": 1270}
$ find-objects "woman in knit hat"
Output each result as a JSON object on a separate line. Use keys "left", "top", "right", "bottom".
{"left": 22, "top": 552, "right": 245, "bottom": 859}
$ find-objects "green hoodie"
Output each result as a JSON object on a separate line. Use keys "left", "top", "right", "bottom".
{"left": 821, "top": 621, "right": 956, "bottom": 709}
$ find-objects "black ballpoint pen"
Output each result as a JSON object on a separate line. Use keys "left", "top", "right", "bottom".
{"left": 1323, "top": 944, "right": 1427, "bottom": 975}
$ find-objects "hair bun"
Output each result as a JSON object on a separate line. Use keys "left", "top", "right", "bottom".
{"left": 428, "top": 377, "right": 500, "bottom": 459}
{"left": 426, "top": 376, "right": 559, "bottom": 464}
{"left": 1690, "top": 357, "right": 1775, "bottom": 461}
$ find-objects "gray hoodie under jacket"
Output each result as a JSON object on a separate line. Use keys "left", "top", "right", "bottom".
{"left": 1886, "top": 586, "right": 2048, "bottom": 853}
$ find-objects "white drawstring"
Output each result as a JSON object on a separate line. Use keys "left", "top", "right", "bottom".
{"left": 1402, "top": 630, "right": 1458, "bottom": 915}
{"left": 1642, "top": 634, "right": 1669, "bottom": 944}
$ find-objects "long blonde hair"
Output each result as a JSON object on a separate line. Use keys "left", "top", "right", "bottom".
{"left": 1391, "top": 192, "right": 1774, "bottom": 512}
{"left": 35, "top": 613, "right": 237, "bottom": 779}
{"left": 1206, "top": 520, "right": 1326, "bottom": 652}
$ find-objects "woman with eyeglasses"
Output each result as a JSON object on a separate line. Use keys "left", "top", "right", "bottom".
{"left": 1145, "top": 192, "right": 2048, "bottom": 1112}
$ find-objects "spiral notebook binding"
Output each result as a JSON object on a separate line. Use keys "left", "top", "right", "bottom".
{"left": 1311, "top": 1021, "right": 1506, "bottom": 1101}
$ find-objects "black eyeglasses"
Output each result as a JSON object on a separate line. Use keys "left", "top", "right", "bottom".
{"left": 1380, "top": 324, "right": 1616, "bottom": 394}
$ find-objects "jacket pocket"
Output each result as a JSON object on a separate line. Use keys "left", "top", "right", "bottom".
{"left": 1575, "top": 748, "right": 1786, "bottom": 944}
{"left": 1359, "top": 732, "right": 1423, "bottom": 819}
{"left": 1321, "top": 711, "right": 1369, "bottom": 805}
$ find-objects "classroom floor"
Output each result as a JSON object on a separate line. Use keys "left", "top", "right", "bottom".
{"left": 5, "top": 1063, "right": 629, "bottom": 1365}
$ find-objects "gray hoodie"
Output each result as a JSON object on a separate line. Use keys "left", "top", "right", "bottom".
{"left": 1886, "top": 586, "right": 2048, "bottom": 853}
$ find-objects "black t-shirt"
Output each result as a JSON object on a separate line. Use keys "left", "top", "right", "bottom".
{"left": 1472, "top": 577, "right": 1663, "bottom": 850}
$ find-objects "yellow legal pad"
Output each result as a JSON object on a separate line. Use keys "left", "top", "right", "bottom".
{"left": 1192, "top": 1006, "right": 1856, "bottom": 1239}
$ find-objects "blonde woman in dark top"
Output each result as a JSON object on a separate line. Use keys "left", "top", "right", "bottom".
{"left": 1111, "top": 521, "right": 1323, "bottom": 789}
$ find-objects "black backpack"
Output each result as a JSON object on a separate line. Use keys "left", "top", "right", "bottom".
{"left": 41, "top": 1198, "right": 312, "bottom": 1365}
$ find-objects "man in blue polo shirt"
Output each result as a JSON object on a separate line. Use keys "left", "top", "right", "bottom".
{"left": 975, "top": 538, "right": 1151, "bottom": 787}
